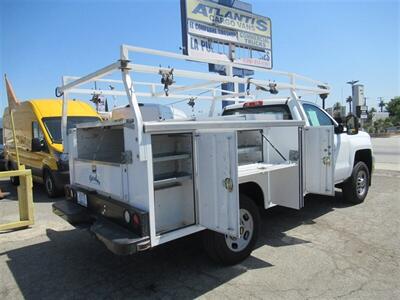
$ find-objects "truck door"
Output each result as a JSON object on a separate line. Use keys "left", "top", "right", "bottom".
{"left": 304, "top": 126, "right": 335, "bottom": 195}
{"left": 194, "top": 130, "right": 240, "bottom": 237}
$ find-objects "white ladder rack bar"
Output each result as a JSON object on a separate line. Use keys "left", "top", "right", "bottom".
{"left": 122, "top": 45, "right": 328, "bottom": 86}
{"left": 64, "top": 88, "right": 248, "bottom": 102}
{"left": 58, "top": 62, "right": 121, "bottom": 94}
{"left": 64, "top": 76, "right": 240, "bottom": 95}
{"left": 63, "top": 76, "right": 124, "bottom": 85}
{"left": 129, "top": 63, "right": 330, "bottom": 95}
{"left": 152, "top": 80, "right": 216, "bottom": 98}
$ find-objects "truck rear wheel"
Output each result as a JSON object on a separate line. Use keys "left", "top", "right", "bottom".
{"left": 203, "top": 194, "right": 260, "bottom": 265}
{"left": 342, "top": 161, "right": 369, "bottom": 204}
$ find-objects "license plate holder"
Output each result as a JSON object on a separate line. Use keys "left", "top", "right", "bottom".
{"left": 77, "top": 191, "right": 88, "bottom": 207}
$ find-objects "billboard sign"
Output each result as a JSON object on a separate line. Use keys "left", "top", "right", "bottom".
{"left": 187, "top": 34, "right": 231, "bottom": 61}
{"left": 187, "top": 20, "right": 271, "bottom": 50}
{"left": 181, "top": 0, "right": 272, "bottom": 69}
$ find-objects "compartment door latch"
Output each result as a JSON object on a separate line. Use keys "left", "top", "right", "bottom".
{"left": 121, "top": 151, "right": 133, "bottom": 164}
{"left": 224, "top": 177, "right": 234, "bottom": 192}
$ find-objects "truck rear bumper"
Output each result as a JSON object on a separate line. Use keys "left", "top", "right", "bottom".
{"left": 53, "top": 199, "right": 150, "bottom": 255}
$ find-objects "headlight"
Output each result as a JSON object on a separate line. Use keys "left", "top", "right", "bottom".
{"left": 55, "top": 152, "right": 69, "bottom": 162}
{"left": 55, "top": 152, "right": 69, "bottom": 171}
{"left": 59, "top": 153, "right": 69, "bottom": 162}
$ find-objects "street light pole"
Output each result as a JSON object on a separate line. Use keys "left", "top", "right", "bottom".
{"left": 346, "top": 80, "right": 359, "bottom": 115}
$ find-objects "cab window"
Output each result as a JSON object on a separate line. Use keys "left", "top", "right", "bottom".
{"left": 303, "top": 103, "right": 333, "bottom": 126}
{"left": 32, "top": 121, "right": 45, "bottom": 140}
{"left": 222, "top": 104, "right": 292, "bottom": 120}
{"left": 32, "top": 121, "right": 48, "bottom": 152}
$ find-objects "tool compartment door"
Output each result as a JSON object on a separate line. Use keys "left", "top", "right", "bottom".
{"left": 304, "top": 126, "right": 335, "bottom": 195}
{"left": 195, "top": 130, "right": 240, "bottom": 237}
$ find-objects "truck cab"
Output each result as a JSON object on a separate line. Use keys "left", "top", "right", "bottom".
{"left": 223, "top": 98, "right": 373, "bottom": 203}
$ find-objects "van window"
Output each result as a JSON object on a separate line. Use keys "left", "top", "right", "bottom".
{"left": 32, "top": 121, "right": 49, "bottom": 152}
{"left": 43, "top": 116, "right": 99, "bottom": 143}
{"left": 32, "top": 121, "right": 45, "bottom": 140}
{"left": 222, "top": 104, "right": 292, "bottom": 120}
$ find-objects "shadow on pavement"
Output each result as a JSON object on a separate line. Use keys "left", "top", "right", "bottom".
{"left": 0, "top": 179, "right": 62, "bottom": 203}
{"left": 256, "top": 191, "right": 353, "bottom": 249}
{"left": 1, "top": 191, "right": 353, "bottom": 299}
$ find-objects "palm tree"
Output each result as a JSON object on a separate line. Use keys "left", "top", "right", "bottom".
{"left": 333, "top": 102, "right": 341, "bottom": 110}
{"left": 346, "top": 96, "right": 352, "bottom": 114}
{"left": 332, "top": 102, "right": 342, "bottom": 120}
{"left": 366, "top": 107, "right": 376, "bottom": 124}
{"left": 378, "top": 99, "right": 385, "bottom": 112}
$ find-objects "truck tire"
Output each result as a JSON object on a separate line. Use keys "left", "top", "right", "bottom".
{"left": 203, "top": 194, "right": 260, "bottom": 265}
{"left": 44, "top": 171, "right": 61, "bottom": 198}
{"left": 342, "top": 161, "right": 369, "bottom": 204}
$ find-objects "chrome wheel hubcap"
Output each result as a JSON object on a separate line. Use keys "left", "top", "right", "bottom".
{"left": 356, "top": 170, "right": 367, "bottom": 197}
{"left": 225, "top": 208, "right": 254, "bottom": 252}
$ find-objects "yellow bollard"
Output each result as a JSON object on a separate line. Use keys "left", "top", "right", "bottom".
{"left": 1, "top": 75, "right": 35, "bottom": 231}
{"left": 0, "top": 167, "right": 34, "bottom": 231}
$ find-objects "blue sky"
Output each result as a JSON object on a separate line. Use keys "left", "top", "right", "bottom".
{"left": 0, "top": 0, "right": 399, "bottom": 115}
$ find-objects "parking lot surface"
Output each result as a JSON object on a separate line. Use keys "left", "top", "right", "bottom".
{"left": 371, "top": 136, "right": 400, "bottom": 171}
{"left": 0, "top": 169, "right": 399, "bottom": 299}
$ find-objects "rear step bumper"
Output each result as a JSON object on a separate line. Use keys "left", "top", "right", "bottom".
{"left": 91, "top": 219, "right": 150, "bottom": 255}
{"left": 53, "top": 200, "right": 150, "bottom": 255}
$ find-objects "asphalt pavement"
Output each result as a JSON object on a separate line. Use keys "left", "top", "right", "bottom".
{"left": 371, "top": 135, "right": 400, "bottom": 171}
{"left": 0, "top": 167, "right": 399, "bottom": 299}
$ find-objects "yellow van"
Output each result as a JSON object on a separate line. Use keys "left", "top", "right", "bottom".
{"left": 3, "top": 99, "right": 100, "bottom": 197}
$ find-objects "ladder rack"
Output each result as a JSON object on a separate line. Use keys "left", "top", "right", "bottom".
{"left": 56, "top": 44, "right": 330, "bottom": 152}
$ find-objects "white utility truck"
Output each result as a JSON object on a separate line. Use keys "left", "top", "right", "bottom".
{"left": 53, "top": 45, "right": 373, "bottom": 265}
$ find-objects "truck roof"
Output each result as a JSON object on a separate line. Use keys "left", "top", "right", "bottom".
{"left": 25, "top": 99, "right": 98, "bottom": 118}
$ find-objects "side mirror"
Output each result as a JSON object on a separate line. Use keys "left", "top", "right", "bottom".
{"left": 345, "top": 114, "right": 359, "bottom": 135}
{"left": 334, "top": 124, "right": 344, "bottom": 134}
{"left": 31, "top": 138, "right": 43, "bottom": 152}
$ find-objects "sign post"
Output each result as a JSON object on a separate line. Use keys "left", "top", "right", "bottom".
{"left": 180, "top": 0, "right": 272, "bottom": 108}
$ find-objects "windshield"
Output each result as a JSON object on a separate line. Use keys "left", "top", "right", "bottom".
{"left": 222, "top": 104, "right": 292, "bottom": 120}
{"left": 42, "top": 116, "right": 99, "bottom": 143}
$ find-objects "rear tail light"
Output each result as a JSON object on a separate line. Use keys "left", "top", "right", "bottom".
{"left": 243, "top": 100, "right": 263, "bottom": 107}
{"left": 132, "top": 214, "right": 141, "bottom": 227}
